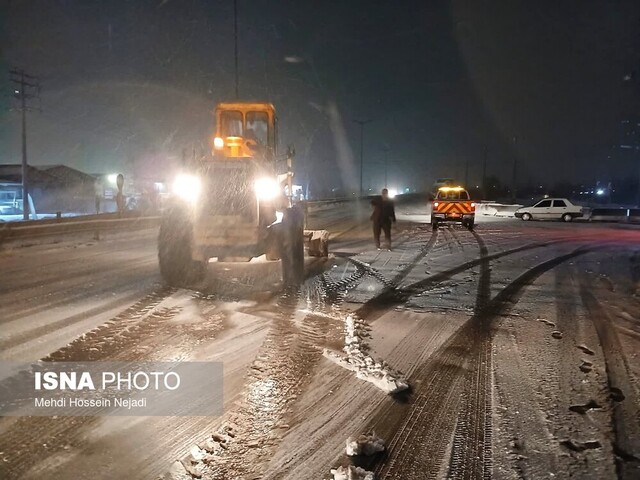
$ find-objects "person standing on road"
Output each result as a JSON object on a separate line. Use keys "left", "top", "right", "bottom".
{"left": 370, "top": 188, "right": 396, "bottom": 250}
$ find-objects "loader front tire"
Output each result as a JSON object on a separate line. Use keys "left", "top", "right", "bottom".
{"left": 158, "top": 210, "right": 203, "bottom": 286}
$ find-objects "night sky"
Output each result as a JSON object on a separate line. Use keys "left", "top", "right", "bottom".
{"left": 1, "top": 0, "right": 639, "bottom": 194}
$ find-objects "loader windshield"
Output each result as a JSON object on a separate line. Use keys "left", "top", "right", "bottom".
{"left": 246, "top": 111, "right": 269, "bottom": 145}
{"left": 220, "top": 110, "right": 243, "bottom": 137}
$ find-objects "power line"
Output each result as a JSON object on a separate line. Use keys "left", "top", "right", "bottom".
{"left": 234, "top": 0, "right": 239, "bottom": 99}
{"left": 9, "top": 68, "right": 41, "bottom": 220}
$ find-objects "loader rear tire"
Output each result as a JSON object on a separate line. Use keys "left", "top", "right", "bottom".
{"left": 280, "top": 206, "right": 305, "bottom": 286}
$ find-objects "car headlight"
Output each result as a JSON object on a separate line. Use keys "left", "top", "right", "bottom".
{"left": 213, "top": 137, "right": 224, "bottom": 149}
{"left": 255, "top": 178, "right": 280, "bottom": 201}
{"left": 172, "top": 174, "right": 201, "bottom": 203}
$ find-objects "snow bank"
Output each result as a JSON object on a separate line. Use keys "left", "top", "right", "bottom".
{"left": 346, "top": 433, "right": 385, "bottom": 456}
{"left": 167, "top": 459, "right": 203, "bottom": 479}
{"left": 306, "top": 229, "right": 330, "bottom": 241}
{"left": 330, "top": 465, "right": 375, "bottom": 480}
{"left": 323, "top": 314, "right": 409, "bottom": 394}
{"left": 476, "top": 203, "right": 522, "bottom": 217}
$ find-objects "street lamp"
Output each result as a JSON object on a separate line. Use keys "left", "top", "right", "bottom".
{"left": 511, "top": 135, "right": 518, "bottom": 203}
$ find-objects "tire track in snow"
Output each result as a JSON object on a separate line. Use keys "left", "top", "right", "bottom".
{"left": 447, "top": 225, "right": 466, "bottom": 252}
{"left": 0, "top": 287, "right": 235, "bottom": 480}
{"left": 354, "top": 240, "right": 551, "bottom": 324}
{"left": 43, "top": 287, "right": 176, "bottom": 361}
{"left": 195, "top": 281, "right": 342, "bottom": 479}
{"left": 0, "top": 254, "right": 159, "bottom": 324}
{"left": 367, "top": 229, "right": 490, "bottom": 479}
{"left": 368, "top": 245, "right": 591, "bottom": 479}
{"left": 578, "top": 276, "right": 640, "bottom": 480}
{"left": 345, "top": 226, "right": 440, "bottom": 299}
{"left": 0, "top": 240, "right": 156, "bottom": 295}
{"left": 323, "top": 225, "right": 436, "bottom": 296}
{"left": 263, "top": 232, "right": 571, "bottom": 478}
{"left": 447, "top": 230, "right": 492, "bottom": 480}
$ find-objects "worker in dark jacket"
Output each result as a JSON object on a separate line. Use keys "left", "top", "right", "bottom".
{"left": 370, "top": 188, "right": 396, "bottom": 250}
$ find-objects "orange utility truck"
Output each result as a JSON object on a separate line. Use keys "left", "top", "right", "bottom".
{"left": 431, "top": 186, "right": 476, "bottom": 230}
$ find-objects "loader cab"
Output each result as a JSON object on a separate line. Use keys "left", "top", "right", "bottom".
{"left": 212, "top": 103, "right": 277, "bottom": 160}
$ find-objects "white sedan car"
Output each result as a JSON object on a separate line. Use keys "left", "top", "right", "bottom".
{"left": 514, "top": 198, "right": 583, "bottom": 222}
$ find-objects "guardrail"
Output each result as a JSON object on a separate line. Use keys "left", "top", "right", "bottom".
{"left": 0, "top": 214, "right": 160, "bottom": 244}
{"left": 589, "top": 208, "right": 640, "bottom": 223}
{"left": 0, "top": 198, "right": 363, "bottom": 245}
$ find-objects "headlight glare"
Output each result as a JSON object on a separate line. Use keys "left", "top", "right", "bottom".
{"left": 255, "top": 178, "right": 280, "bottom": 201}
{"left": 172, "top": 174, "right": 201, "bottom": 203}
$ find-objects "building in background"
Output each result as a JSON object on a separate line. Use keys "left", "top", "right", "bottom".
{"left": 0, "top": 164, "right": 95, "bottom": 214}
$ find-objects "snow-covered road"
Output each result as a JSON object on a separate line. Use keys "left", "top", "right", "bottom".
{"left": 0, "top": 199, "right": 639, "bottom": 479}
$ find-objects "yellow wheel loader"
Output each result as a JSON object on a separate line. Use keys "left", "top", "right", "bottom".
{"left": 158, "top": 102, "right": 322, "bottom": 287}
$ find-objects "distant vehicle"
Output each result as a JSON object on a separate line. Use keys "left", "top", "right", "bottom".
{"left": 0, "top": 183, "right": 37, "bottom": 221}
{"left": 514, "top": 198, "right": 583, "bottom": 222}
{"left": 431, "top": 186, "right": 475, "bottom": 230}
{"left": 431, "top": 178, "right": 455, "bottom": 194}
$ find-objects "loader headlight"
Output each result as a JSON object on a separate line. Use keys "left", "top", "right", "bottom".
{"left": 213, "top": 137, "right": 224, "bottom": 149}
{"left": 172, "top": 174, "right": 201, "bottom": 203}
{"left": 255, "top": 178, "right": 281, "bottom": 201}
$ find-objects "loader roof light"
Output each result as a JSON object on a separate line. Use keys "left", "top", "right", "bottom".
{"left": 213, "top": 137, "right": 225, "bottom": 149}
{"left": 255, "top": 177, "right": 280, "bottom": 201}
{"left": 438, "top": 186, "right": 464, "bottom": 192}
{"left": 172, "top": 173, "right": 201, "bottom": 203}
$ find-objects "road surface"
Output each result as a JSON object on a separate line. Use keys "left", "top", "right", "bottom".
{"left": 0, "top": 198, "right": 639, "bottom": 480}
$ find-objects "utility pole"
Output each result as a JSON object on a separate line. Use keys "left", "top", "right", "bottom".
{"left": 233, "top": 0, "right": 239, "bottom": 99}
{"left": 482, "top": 145, "right": 488, "bottom": 200}
{"left": 511, "top": 136, "right": 518, "bottom": 203}
{"left": 9, "top": 69, "right": 40, "bottom": 220}
{"left": 354, "top": 119, "right": 372, "bottom": 196}
{"left": 382, "top": 144, "right": 390, "bottom": 188}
